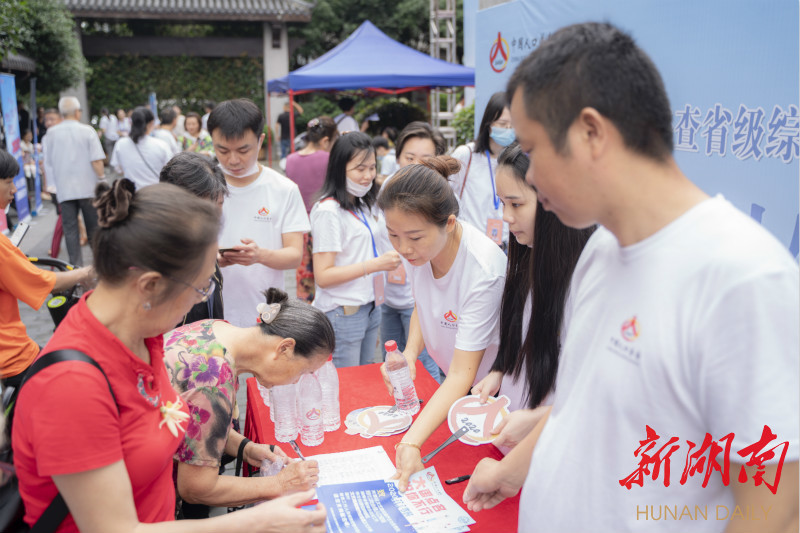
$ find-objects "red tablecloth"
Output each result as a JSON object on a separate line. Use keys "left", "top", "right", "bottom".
{"left": 244, "top": 361, "right": 519, "bottom": 533}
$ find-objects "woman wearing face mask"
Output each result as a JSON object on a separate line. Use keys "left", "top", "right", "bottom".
{"left": 285, "top": 116, "right": 339, "bottom": 302}
{"left": 378, "top": 156, "right": 507, "bottom": 492}
{"left": 470, "top": 144, "right": 594, "bottom": 451}
{"left": 376, "top": 122, "right": 447, "bottom": 382}
{"left": 450, "top": 92, "right": 515, "bottom": 249}
{"left": 110, "top": 106, "right": 173, "bottom": 189}
{"left": 310, "top": 132, "right": 401, "bottom": 368}
{"left": 165, "top": 288, "right": 333, "bottom": 513}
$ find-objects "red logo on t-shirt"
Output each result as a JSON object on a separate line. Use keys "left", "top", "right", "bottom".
{"left": 444, "top": 310, "right": 458, "bottom": 323}
{"left": 621, "top": 316, "right": 640, "bottom": 341}
{"left": 258, "top": 207, "right": 270, "bottom": 216}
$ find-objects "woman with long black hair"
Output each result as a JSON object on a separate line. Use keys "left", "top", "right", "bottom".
{"left": 450, "top": 92, "right": 515, "bottom": 248}
{"left": 110, "top": 106, "right": 172, "bottom": 189}
{"left": 471, "top": 144, "right": 595, "bottom": 450}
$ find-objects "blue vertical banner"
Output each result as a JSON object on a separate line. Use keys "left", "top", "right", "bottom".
{"left": 149, "top": 92, "right": 157, "bottom": 122}
{"left": 0, "top": 73, "right": 31, "bottom": 225}
{"left": 474, "top": 0, "right": 799, "bottom": 255}
{"left": 29, "top": 77, "right": 42, "bottom": 215}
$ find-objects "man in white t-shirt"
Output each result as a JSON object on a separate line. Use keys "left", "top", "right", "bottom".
{"left": 208, "top": 99, "right": 310, "bottom": 327}
{"left": 152, "top": 107, "right": 180, "bottom": 155}
{"left": 333, "top": 97, "right": 359, "bottom": 134}
{"left": 42, "top": 97, "right": 106, "bottom": 267}
{"left": 463, "top": 23, "right": 798, "bottom": 532}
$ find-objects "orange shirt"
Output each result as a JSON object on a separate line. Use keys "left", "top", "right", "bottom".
{"left": 0, "top": 233, "right": 56, "bottom": 378}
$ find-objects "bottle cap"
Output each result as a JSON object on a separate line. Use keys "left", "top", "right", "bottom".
{"left": 384, "top": 340, "right": 397, "bottom": 352}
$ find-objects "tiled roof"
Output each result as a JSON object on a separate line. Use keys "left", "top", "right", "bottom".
{"left": 63, "top": 0, "right": 312, "bottom": 21}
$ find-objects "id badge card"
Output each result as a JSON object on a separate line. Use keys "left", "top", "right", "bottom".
{"left": 387, "top": 263, "right": 407, "bottom": 285}
{"left": 373, "top": 274, "right": 385, "bottom": 307}
{"left": 486, "top": 218, "right": 503, "bottom": 245}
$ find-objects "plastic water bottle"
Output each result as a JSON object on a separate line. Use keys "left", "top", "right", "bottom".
{"left": 272, "top": 383, "right": 298, "bottom": 442}
{"left": 316, "top": 357, "right": 341, "bottom": 432}
{"left": 385, "top": 340, "right": 419, "bottom": 415}
{"left": 298, "top": 373, "right": 324, "bottom": 446}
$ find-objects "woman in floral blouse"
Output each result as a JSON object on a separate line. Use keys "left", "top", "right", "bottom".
{"left": 164, "top": 288, "right": 335, "bottom": 510}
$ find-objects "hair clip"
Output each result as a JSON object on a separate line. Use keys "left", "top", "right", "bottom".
{"left": 308, "top": 118, "right": 320, "bottom": 129}
{"left": 256, "top": 302, "right": 281, "bottom": 324}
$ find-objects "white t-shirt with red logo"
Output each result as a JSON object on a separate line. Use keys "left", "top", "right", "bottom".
{"left": 409, "top": 222, "right": 507, "bottom": 383}
{"left": 519, "top": 196, "right": 799, "bottom": 532}
{"left": 219, "top": 166, "right": 310, "bottom": 327}
{"left": 310, "top": 199, "right": 381, "bottom": 313}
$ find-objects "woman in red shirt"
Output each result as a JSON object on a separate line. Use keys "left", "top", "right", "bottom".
{"left": 13, "top": 178, "right": 326, "bottom": 533}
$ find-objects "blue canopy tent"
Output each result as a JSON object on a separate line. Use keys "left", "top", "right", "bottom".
{"left": 267, "top": 20, "right": 475, "bottom": 155}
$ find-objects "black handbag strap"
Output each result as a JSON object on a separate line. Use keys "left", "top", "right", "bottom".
{"left": 20, "top": 349, "right": 118, "bottom": 533}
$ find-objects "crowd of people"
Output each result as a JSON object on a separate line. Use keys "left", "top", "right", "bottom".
{"left": 1, "top": 20, "right": 797, "bottom": 533}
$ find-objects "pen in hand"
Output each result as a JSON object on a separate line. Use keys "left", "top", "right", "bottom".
{"left": 445, "top": 475, "right": 471, "bottom": 485}
{"left": 289, "top": 439, "right": 306, "bottom": 461}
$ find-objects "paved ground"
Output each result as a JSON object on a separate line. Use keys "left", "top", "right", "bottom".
{"left": 12, "top": 161, "right": 384, "bottom": 513}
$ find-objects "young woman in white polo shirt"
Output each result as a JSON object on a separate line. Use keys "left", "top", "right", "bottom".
{"left": 311, "top": 132, "right": 401, "bottom": 368}
{"left": 378, "top": 156, "right": 507, "bottom": 491}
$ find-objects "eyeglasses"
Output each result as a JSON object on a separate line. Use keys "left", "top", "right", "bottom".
{"left": 166, "top": 275, "right": 216, "bottom": 303}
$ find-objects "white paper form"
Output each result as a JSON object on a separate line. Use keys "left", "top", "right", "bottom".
{"left": 307, "top": 445, "right": 398, "bottom": 487}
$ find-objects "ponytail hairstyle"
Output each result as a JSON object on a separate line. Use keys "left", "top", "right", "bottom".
{"left": 491, "top": 143, "right": 595, "bottom": 408}
{"left": 92, "top": 178, "right": 220, "bottom": 303}
{"left": 257, "top": 288, "right": 335, "bottom": 358}
{"left": 317, "top": 131, "right": 377, "bottom": 212}
{"left": 377, "top": 155, "right": 460, "bottom": 227}
{"left": 130, "top": 106, "right": 154, "bottom": 144}
{"left": 306, "top": 116, "right": 337, "bottom": 146}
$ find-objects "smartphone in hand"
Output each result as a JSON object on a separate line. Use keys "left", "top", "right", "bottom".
{"left": 219, "top": 248, "right": 238, "bottom": 254}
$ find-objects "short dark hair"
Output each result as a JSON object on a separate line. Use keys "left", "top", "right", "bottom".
{"left": 184, "top": 112, "right": 202, "bottom": 133}
{"left": 474, "top": 92, "right": 508, "bottom": 153}
{"left": 92, "top": 179, "right": 220, "bottom": 303}
{"left": 207, "top": 98, "right": 265, "bottom": 139}
{"left": 159, "top": 107, "right": 177, "bottom": 125}
{"left": 377, "top": 156, "right": 460, "bottom": 227}
{"left": 338, "top": 97, "right": 355, "bottom": 112}
{"left": 507, "top": 22, "right": 673, "bottom": 160}
{"left": 493, "top": 143, "right": 595, "bottom": 408}
{"left": 204, "top": 100, "right": 216, "bottom": 112}
{"left": 0, "top": 149, "right": 20, "bottom": 179}
{"left": 317, "top": 132, "right": 377, "bottom": 212}
{"left": 159, "top": 152, "right": 228, "bottom": 202}
{"left": 395, "top": 121, "right": 446, "bottom": 160}
{"left": 381, "top": 126, "right": 398, "bottom": 144}
{"left": 258, "top": 288, "right": 335, "bottom": 358}
{"left": 44, "top": 108, "right": 58, "bottom": 116}
{"left": 371, "top": 136, "right": 389, "bottom": 151}
{"left": 130, "top": 106, "right": 154, "bottom": 144}
{"left": 306, "top": 116, "right": 337, "bottom": 145}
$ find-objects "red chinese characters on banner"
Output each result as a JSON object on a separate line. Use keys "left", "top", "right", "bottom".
{"left": 620, "top": 425, "right": 789, "bottom": 494}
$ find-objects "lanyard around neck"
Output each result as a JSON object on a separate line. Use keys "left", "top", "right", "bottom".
{"left": 485, "top": 150, "right": 501, "bottom": 210}
{"left": 349, "top": 209, "right": 379, "bottom": 258}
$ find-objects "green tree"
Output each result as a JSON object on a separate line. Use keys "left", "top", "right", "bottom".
{"left": 0, "top": 0, "right": 32, "bottom": 62}
{"left": 289, "top": 0, "right": 463, "bottom": 69}
{"left": 23, "top": 0, "right": 87, "bottom": 93}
